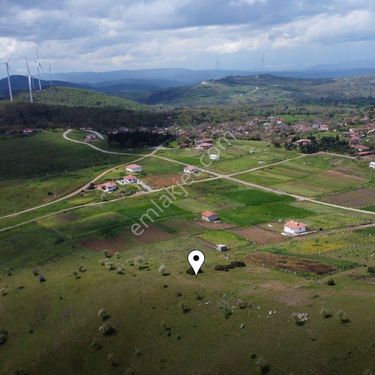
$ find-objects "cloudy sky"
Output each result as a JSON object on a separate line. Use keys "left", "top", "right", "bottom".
{"left": 1, "top": 0, "right": 375, "bottom": 74}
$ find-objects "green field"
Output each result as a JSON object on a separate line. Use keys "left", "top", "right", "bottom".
{"left": 158, "top": 140, "right": 299, "bottom": 174}
{"left": 237, "top": 155, "right": 375, "bottom": 198}
{"left": 1, "top": 135, "right": 375, "bottom": 374}
{"left": 0, "top": 131, "right": 136, "bottom": 216}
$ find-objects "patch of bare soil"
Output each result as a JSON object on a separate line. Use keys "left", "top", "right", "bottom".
{"left": 134, "top": 225, "right": 174, "bottom": 244}
{"left": 233, "top": 225, "right": 285, "bottom": 245}
{"left": 322, "top": 188, "right": 375, "bottom": 208}
{"left": 196, "top": 221, "right": 237, "bottom": 230}
{"left": 144, "top": 173, "right": 182, "bottom": 188}
{"left": 80, "top": 237, "right": 127, "bottom": 253}
{"left": 245, "top": 252, "right": 336, "bottom": 275}
{"left": 323, "top": 169, "right": 365, "bottom": 182}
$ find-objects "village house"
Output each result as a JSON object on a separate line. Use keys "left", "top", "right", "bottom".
{"left": 117, "top": 175, "right": 137, "bottom": 185}
{"left": 84, "top": 134, "right": 97, "bottom": 142}
{"left": 202, "top": 211, "right": 219, "bottom": 222}
{"left": 126, "top": 164, "right": 143, "bottom": 173}
{"left": 283, "top": 220, "right": 307, "bottom": 236}
{"left": 216, "top": 244, "right": 228, "bottom": 252}
{"left": 295, "top": 139, "right": 312, "bottom": 146}
{"left": 209, "top": 154, "right": 220, "bottom": 161}
{"left": 196, "top": 142, "right": 213, "bottom": 150}
{"left": 351, "top": 144, "right": 370, "bottom": 152}
{"left": 369, "top": 161, "right": 375, "bottom": 169}
{"left": 97, "top": 181, "right": 117, "bottom": 192}
{"left": 184, "top": 166, "right": 199, "bottom": 174}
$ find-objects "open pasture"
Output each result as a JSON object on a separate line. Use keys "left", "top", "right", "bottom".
{"left": 0, "top": 131, "right": 134, "bottom": 216}
{"left": 158, "top": 140, "right": 299, "bottom": 174}
{"left": 238, "top": 155, "right": 374, "bottom": 198}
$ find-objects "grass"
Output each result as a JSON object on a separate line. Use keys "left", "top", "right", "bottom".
{"left": 1, "top": 138, "right": 375, "bottom": 374}
{"left": 237, "top": 155, "right": 374, "bottom": 198}
{"left": 0, "top": 131, "right": 136, "bottom": 216}
{"left": 158, "top": 140, "right": 299, "bottom": 174}
{"left": 15, "top": 86, "right": 148, "bottom": 111}
{"left": 198, "top": 230, "right": 248, "bottom": 248}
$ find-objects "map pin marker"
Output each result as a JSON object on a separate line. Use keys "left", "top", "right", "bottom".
{"left": 188, "top": 250, "right": 205, "bottom": 276}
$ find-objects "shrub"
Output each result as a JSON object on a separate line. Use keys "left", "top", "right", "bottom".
{"left": 256, "top": 357, "right": 271, "bottom": 374}
{"left": 292, "top": 312, "right": 309, "bottom": 326}
{"left": 320, "top": 308, "right": 333, "bottom": 319}
{"left": 336, "top": 310, "right": 350, "bottom": 324}
{"left": 159, "top": 265, "right": 168, "bottom": 276}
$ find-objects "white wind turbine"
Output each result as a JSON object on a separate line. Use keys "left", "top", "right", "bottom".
{"left": 25, "top": 57, "right": 34, "bottom": 103}
{"left": 35, "top": 47, "right": 43, "bottom": 91}
{"left": 1, "top": 58, "right": 13, "bottom": 102}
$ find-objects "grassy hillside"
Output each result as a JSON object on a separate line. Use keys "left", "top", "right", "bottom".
{"left": 0, "top": 130, "right": 134, "bottom": 216}
{"left": 144, "top": 74, "right": 375, "bottom": 107}
{"left": 15, "top": 86, "right": 148, "bottom": 111}
{"left": 0, "top": 174, "right": 375, "bottom": 374}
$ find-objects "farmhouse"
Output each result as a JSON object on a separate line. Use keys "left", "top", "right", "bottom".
{"left": 84, "top": 134, "right": 97, "bottom": 142}
{"left": 369, "top": 161, "right": 375, "bottom": 169}
{"left": 209, "top": 154, "right": 220, "bottom": 161}
{"left": 196, "top": 142, "right": 213, "bottom": 150}
{"left": 202, "top": 211, "right": 219, "bottom": 222}
{"left": 126, "top": 164, "right": 143, "bottom": 173}
{"left": 295, "top": 139, "right": 312, "bottom": 146}
{"left": 216, "top": 244, "right": 228, "bottom": 252}
{"left": 351, "top": 144, "right": 370, "bottom": 152}
{"left": 283, "top": 220, "right": 307, "bottom": 236}
{"left": 117, "top": 175, "right": 137, "bottom": 185}
{"left": 97, "top": 181, "right": 117, "bottom": 192}
{"left": 184, "top": 166, "right": 199, "bottom": 174}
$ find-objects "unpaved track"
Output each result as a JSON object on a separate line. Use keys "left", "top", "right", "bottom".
{"left": 0, "top": 131, "right": 374, "bottom": 233}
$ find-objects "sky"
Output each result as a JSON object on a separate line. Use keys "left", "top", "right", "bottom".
{"left": 1, "top": 0, "right": 375, "bottom": 74}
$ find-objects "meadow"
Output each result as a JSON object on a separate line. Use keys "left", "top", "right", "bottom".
{"left": 237, "top": 154, "right": 375, "bottom": 199}
{"left": 1, "top": 132, "right": 375, "bottom": 374}
{"left": 0, "top": 131, "right": 136, "bottom": 216}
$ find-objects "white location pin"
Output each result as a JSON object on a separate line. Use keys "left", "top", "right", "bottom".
{"left": 188, "top": 250, "right": 205, "bottom": 276}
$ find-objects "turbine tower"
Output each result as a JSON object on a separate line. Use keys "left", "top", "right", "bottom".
{"left": 48, "top": 59, "right": 52, "bottom": 86}
{"left": 1, "top": 58, "right": 13, "bottom": 102}
{"left": 25, "top": 57, "right": 34, "bottom": 104}
{"left": 35, "top": 47, "right": 43, "bottom": 91}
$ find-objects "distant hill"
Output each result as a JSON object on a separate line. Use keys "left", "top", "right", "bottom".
{"left": 0, "top": 75, "right": 89, "bottom": 100}
{"left": 14, "top": 86, "right": 148, "bottom": 111}
{"left": 45, "top": 68, "right": 249, "bottom": 85}
{"left": 142, "top": 74, "right": 375, "bottom": 107}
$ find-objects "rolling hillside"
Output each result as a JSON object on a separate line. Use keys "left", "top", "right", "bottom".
{"left": 14, "top": 86, "right": 148, "bottom": 111}
{"left": 143, "top": 74, "right": 375, "bottom": 107}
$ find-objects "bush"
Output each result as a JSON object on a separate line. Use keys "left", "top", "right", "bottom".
{"left": 256, "top": 357, "right": 271, "bottom": 374}
{"left": 336, "top": 310, "right": 350, "bottom": 324}
{"left": 159, "top": 265, "right": 168, "bottom": 276}
{"left": 292, "top": 312, "right": 309, "bottom": 326}
{"left": 367, "top": 266, "right": 375, "bottom": 274}
{"left": 320, "top": 308, "right": 332, "bottom": 319}
{"left": 179, "top": 303, "right": 191, "bottom": 314}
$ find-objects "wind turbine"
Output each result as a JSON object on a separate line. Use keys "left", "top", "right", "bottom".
{"left": 48, "top": 59, "right": 53, "bottom": 86}
{"left": 1, "top": 58, "right": 13, "bottom": 102}
{"left": 25, "top": 57, "right": 34, "bottom": 104}
{"left": 35, "top": 47, "right": 43, "bottom": 91}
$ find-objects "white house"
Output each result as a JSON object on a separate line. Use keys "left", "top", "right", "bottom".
{"left": 216, "top": 244, "right": 228, "bottom": 252}
{"left": 283, "top": 220, "right": 307, "bottom": 236}
{"left": 202, "top": 211, "right": 219, "bottom": 222}
{"left": 209, "top": 154, "right": 220, "bottom": 161}
{"left": 117, "top": 175, "right": 137, "bottom": 185}
{"left": 369, "top": 161, "right": 375, "bottom": 169}
{"left": 97, "top": 181, "right": 117, "bottom": 192}
{"left": 184, "top": 166, "right": 198, "bottom": 174}
{"left": 126, "top": 164, "right": 142, "bottom": 173}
